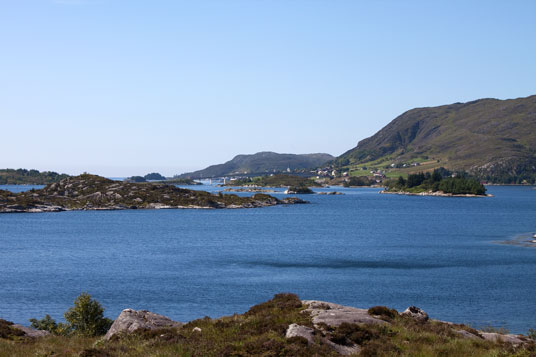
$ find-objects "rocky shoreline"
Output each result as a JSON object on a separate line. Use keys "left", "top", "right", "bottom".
{"left": 380, "top": 190, "right": 492, "bottom": 197}
{"left": 223, "top": 187, "right": 278, "bottom": 193}
{"left": 0, "top": 174, "right": 307, "bottom": 213}
{"left": 3, "top": 295, "right": 532, "bottom": 356}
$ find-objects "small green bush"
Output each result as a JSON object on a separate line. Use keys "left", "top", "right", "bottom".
{"left": 330, "top": 322, "right": 380, "bottom": 346}
{"left": 368, "top": 305, "right": 398, "bottom": 320}
{"left": 64, "top": 293, "right": 113, "bottom": 337}
{"left": 30, "top": 293, "right": 112, "bottom": 337}
{"left": 528, "top": 328, "right": 536, "bottom": 340}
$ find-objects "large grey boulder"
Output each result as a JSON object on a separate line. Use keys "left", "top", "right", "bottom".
{"left": 104, "top": 309, "right": 182, "bottom": 340}
{"left": 480, "top": 332, "right": 528, "bottom": 345}
{"left": 302, "top": 300, "right": 388, "bottom": 327}
{"left": 285, "top": 322, "right": 360, "bottom": 356}
{"left": 298, "top": 300, "right": 385, "bottom": 356}
{"left": 286, "top": 323, "right": 315, "bottom": 344}
{"left": 401, "top": 306, "right": 429, "bottom": 322}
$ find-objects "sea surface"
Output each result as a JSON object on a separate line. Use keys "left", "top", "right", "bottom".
{"left": 0, "top": 185, "right": 535, "bottom": 333}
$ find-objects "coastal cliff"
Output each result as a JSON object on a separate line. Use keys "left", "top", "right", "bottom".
{"left": 0, "top": 174, "right": 306, "bottom": 213}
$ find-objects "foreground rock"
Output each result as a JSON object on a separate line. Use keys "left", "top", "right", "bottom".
{"left": 480, "top": 332, "right": 529, "bottom": 345}
{"left": 298, "top": 300, "right": 389, "bottom": 355}
{"left": 3, "top": 294, "right": 535, "bottom": 356}
{"left": 12, "top": 324, "right": 50, "bottom": 338}
{"left": 303, "top": 300, "right": 387, "bottom": 327}
{"left": 401, "top": 306, "right": 429, "bottom": 321}
{"left": 0, "top": 319, "right": 49, "bottom": 339}
{"left": 0, "top": 174, "right": 307, "bottom": 213}
{"left": 104, "top": 309, "right": 183, "bottom": 340}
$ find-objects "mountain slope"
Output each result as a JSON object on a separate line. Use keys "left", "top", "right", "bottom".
{"left": 180, "top": 152, "right": 334, "bottom": 178}
{"left": 335, "top": 95, "right": 536, "bottom": 182}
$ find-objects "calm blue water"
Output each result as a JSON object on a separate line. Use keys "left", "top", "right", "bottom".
{"left": 0, "top": 185, "right": 535, "bottom": 333}
{"left": 0, "top": 184, "right": 45, "bottom": 193}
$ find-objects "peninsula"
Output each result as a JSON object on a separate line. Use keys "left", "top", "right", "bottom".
{"left": 0, "top": 174, "right": 306, "bottom": 213}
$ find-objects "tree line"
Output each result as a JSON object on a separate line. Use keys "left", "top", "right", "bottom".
{"left": 387, "top": 168, "right": 486, "bottom": 195}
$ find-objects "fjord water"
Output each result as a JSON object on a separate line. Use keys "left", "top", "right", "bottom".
{"left": 1, "top": 186, "right": 535, "bottom": 333}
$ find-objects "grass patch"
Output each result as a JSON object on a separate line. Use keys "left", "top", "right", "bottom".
{"left": 2, "top": 294, "right": 536, "bottom": 356}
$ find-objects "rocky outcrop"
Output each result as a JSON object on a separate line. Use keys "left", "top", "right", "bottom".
{"left": 285, "top": 323, "right": 315, "bottom": 343}
{"left": 295, "top": 300, "right": 387, "bottom": 356}
{"left": 104, "top": 309, "right": 183, "bottom": 340}
{"left": 285, "top": 321, "right": 361, "bottom": 356}
{"left": 480, "top": 332, "right": 529, "bottom": 345}
{"left": 401, "top": 306, "right": 429, "bottom": 322}
{"left": 12, "top": 324, "right": 50, "bottom": 338}
{"left": 303, "top": 300, "right": 388, "bottom": 327}
{"left": 0, "top": 174, "right": 308, "bottom": 213}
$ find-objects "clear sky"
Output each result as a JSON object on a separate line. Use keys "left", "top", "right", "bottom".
{"left": 1, "top": 0, "right": 535, "bottom": 176}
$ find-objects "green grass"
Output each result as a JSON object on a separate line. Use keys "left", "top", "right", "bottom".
{"left": 334, "top": 95, "right": 536, "bottom": 184}
{"left": 2, "top": 294, "right": 535, "bottom": 356}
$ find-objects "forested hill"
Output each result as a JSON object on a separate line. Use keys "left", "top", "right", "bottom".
{"left": 334, "top": 95, "right": 536, "bottom": 183}
{"left": 0, "top": 169, "right": 69, "bottom": 185}
{"left": 179, "top": 152, "right": 334, "bottom": 179}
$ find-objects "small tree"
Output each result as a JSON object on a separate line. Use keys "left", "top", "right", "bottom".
{"left": 29, "top": 314, "right": 57, "bottom": 333}
{"left": 64, "top": 293, "right": 113, "bottom": 336}
{"left": 29, "top": 314, "right": 72, "bottom": 336}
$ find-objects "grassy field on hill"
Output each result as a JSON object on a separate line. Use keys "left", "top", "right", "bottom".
{"left": 333, "top": 95, "right": 536, "bottom": 184}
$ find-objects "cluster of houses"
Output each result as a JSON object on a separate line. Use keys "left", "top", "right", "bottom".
{"left": 313, "top": 168, "right": 349, "bottom": 179}
{"left": 390, "top": 162, "right": 421, "bottom": 168}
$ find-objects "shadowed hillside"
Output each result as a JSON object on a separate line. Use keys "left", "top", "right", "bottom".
{"left": 180, "top": 152, "right": 334, "bottom": 179}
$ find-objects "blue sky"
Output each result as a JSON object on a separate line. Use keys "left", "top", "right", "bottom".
{"left": 1, "top": 0, "right": 535, "bottom": 176}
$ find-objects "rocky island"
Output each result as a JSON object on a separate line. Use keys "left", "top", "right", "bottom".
{"left": 2, "top": 293, "right": 534, "bottom": 356}
{"left": 0, "top": 174, "right": 306, "bottom": 213}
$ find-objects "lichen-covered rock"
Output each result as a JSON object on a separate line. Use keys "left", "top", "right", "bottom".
{"left": 285, "top": 322, "right": 360, "bottom": 356}
{"left": 285, "top": 323, "right": 315, "bottom": 343}
{"left": 12, "top": 324, "right": 50, "bottom": 338}
{"left": 104, "top": 309, "right": 182, "bottom": 340}
{"left": 454, "top": 329, "right": 481, "bottom": 340}
{"left": 401, "top": 306, "right": 429, "bottom": 322}
{"left": 303, "top": 300, "right": 388, "bottom": 327}
{"left": 480, "top": 332, "right": 528, "bottom": 345}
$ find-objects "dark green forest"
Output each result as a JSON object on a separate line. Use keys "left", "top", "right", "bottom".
{"left": 387, "top": 168, "right": 486, "bottom": 195}
{"left": 0, "top": 169, "right": 69, "bottom": 185}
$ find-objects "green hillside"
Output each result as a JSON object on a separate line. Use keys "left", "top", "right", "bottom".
{"left": 334, "top": 95, "right": 536, "bottom": 183}
{"left": 179, "top": 151, "right": 334, "bottom": 179}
